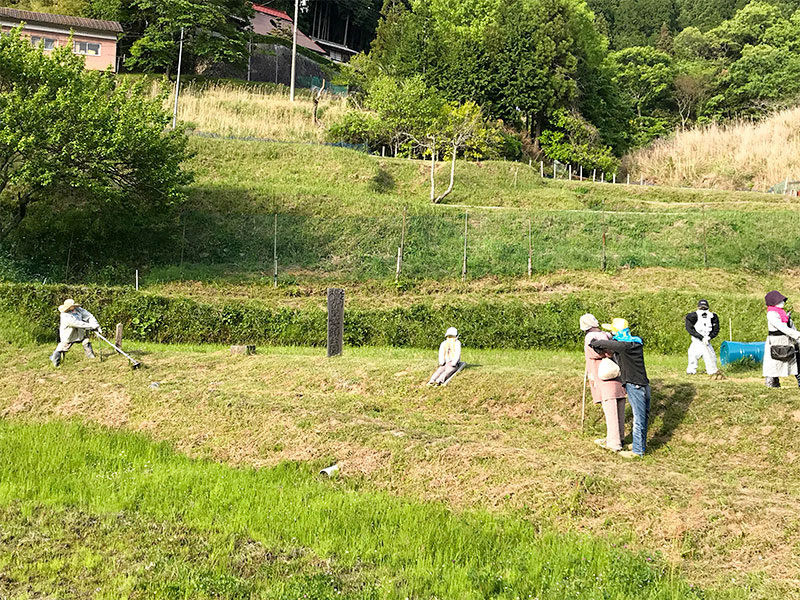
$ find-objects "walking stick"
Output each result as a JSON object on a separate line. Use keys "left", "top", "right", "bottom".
{"left": 581, "top": 367, "right": 587, "bottom": 430}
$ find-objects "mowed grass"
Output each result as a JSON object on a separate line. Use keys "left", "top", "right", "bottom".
{"left": 1, "top": 340, "right": 798, "bottom": 598}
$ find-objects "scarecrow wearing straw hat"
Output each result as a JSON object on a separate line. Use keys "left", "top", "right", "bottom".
{"left": 49, "top": 299, "right": 101, "bottom": 367}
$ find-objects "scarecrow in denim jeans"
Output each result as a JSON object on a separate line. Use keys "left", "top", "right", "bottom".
{"left": 589, "top": 318, "right": 650, "bottom": 459}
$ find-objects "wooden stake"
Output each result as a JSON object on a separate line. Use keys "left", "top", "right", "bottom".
{"left": 462, "top": 211, "right": 468, "bottom": 282}
{"left": 581, "top": 368, "right": 587, "bottom": 429}
{"left": 115, "top": 323, "right": 123, "bottom": 349}
{"left": 273, "top": 213, "right": 278, "bottom": 288}
{"left": 528, "top": 218, "right": 533, "bottom": 277}
{"left": 396, "top": 206, "right": 406, "bottom": 282}
{"left": 702, "top": 204, "right": 708, "bottom": 269}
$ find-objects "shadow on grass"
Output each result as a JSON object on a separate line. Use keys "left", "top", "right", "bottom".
{"left": 647, "top": 380, "right": 697, "bottom": 451}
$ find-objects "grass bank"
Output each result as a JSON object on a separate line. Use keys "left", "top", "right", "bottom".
{"left": 1, "top": 340, "right": 797, "bottom": 597}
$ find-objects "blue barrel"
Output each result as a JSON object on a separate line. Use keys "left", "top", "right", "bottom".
{"left": 720, "top": 341, "right": 764, "bottom": 366}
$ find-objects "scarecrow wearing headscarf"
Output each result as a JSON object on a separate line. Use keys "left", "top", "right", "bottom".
{"left": 49, "top": 299, "right": 101, "bottom": 367}
{"left": 763, "top": 290, "right": 800, "bottom": 388}
{"left": 428, "top": 327, "right": 462, "bottom": 386}
{"left": 589, "top": 318, "right": 650, "bottom": 458}
{"left": 685, "top": 299, "right": 720, "bottom": 376}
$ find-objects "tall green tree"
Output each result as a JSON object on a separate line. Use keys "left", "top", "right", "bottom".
{"left": 88, "top": 0, "right": 253, "bottom": 74}
{"left": 0, "top": 28, "right": 191, "bottom": 243}
{"left": 483, "top": 0, "right": 579, "bottom": 147}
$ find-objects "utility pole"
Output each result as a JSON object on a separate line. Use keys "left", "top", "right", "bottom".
{"left": 172, "top": 26, "right": 185, "bottom": 129}
{"left": 289, "top": 0, "right": 299, "bottom": 102}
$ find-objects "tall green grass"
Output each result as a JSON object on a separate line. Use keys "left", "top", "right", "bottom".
{"left": 0, "top": 420, "right": 725, "bottom": 599}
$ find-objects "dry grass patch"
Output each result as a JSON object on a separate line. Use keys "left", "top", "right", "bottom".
{"left": 626, "top": 107, "right": 800, "bottom": 191}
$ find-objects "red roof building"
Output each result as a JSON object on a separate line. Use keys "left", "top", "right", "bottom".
{"left": 252, "top": 4, "right": 326, "bottom": 55}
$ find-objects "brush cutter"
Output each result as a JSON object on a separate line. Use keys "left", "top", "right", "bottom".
{"left": 94, "top": 331, "right": 141, "bottom": 369}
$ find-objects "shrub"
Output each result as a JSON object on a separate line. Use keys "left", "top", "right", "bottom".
{"left": 0, "top": 283, "right": 773, "bottom": 355}
{"left": 326, "top": 111, "right": 390, "bottom": 150}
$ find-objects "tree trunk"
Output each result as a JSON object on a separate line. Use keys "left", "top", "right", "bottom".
{"left": 532, "top": 113, "right": 543, "bottom": 153}
{"left": 434, "top": 144, "right": 458, "bottom": 203}
{"left": 0, "top": 193, "right": 32, "bottom": 243}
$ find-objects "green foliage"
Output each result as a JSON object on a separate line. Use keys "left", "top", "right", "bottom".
{"left": 326, "top": 110, "right": 389, "bottom": 149}
{"left": 0, "top": 282, "right": 780, "bottom": 354}
{"left": 99, "top": 0, "right": 254, "bottom": 73}
{"left": 0, "top": 28, "right": 192, "bottom": 249}
{"left": 540, "top": 109, "right": 620, "bottom": 172}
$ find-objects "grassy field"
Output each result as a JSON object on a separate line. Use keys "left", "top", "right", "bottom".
{"left": 1, "top": 338, "right": 798, "bottom": 598}
{"left": 169, "top": 137, "right": 800, "bottom": 280}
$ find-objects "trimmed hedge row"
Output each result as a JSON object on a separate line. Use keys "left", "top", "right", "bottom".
{"left": 0, "top": 283, "right": 773, "bottom": 354}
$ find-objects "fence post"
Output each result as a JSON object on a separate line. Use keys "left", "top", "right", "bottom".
{"left": 462, "top": 211, "right": 468, "bottom": 282}
{"left": 569, "top": 165, "right": 572, "bottom": 181}
{"left": 115, "top": 323, "right": 123, "bottom": 349}
{"left": 592, "top": 169, "right": 596, "bottom": 182}
{"left": 553, "top": 162, "right": 557, "bottom": 179}
{"left": 627, "top": 173, "right": 630, "bottom": 185}
{"left": 327, "top": 288, "right": 345, "bottom": 357}
{"left": 381, "top": 146, "right": 385, "bottom": 157}
{"left": 579, "top": 166, "right": 583, "bottom": 180}
{"left": 527, "top": 218, "right": 533, "bottom": 277}
{"left": 601, "top": 199, "right": 607, "bottom": 271}
{"left": 540, "top": 161, "right": 544, "bottom": 178}
{"left": 601, "top": 172, "right": 605, "bottom": 183}
{"left": 640, "top": 175, "right": 644, "bottom": 186}
{"left": 702, "top": 204, "right": 708, "bottom": 269}
{"left": 135, "top": 269, "right": 139, "bottom": 291}
{"left": 396, "top": 206, "right": 406, "bottom": 282}
{"left": 612, "top": 173, "right": 616, "bottom": 184}
{"left": 273, "top": 213, "right": 278, "bottom": 288}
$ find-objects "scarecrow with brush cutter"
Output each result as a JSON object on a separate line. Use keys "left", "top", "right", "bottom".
{"left": 49, "top": 298, "right": 101, "bottom": 367}
{"left": 49, "top": 298, "right": 141, "bottom": 369}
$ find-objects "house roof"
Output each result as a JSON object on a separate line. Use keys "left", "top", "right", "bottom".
{"left": 251, "top": 4, "right": 326, "bottom": 55}
{"left": 0, "top": 7, "right": 123, "bottom": 33}
{"left": 252, "top": 4, "right": 292, "bottom": 22}
{"left": 312, "top": 37, "right": 357, "bottom": 54}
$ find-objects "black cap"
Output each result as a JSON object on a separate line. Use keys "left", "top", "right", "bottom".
{"left": 698, "top": 299, "right": 709, "bottom": 309}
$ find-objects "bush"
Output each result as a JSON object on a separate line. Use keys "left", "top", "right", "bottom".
{"left": 0, "top": 283, "right": 774, "bottom": 355}
{"left": 326, "top": 111, "right": 390, "bottom": 150}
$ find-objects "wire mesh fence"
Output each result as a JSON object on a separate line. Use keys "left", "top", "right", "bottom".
{"left": 171, "top": 206, "right": 800, "bottom": 280}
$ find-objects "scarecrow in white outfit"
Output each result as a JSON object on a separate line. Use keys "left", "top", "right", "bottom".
{"left": 762, "top": 290, "right": 800, "bottom": 388}
{"left": 428, "top": 327, "right": 462, "bottom": 385}
{"left": 49, "top": 299, "right": 101, "bottom": 367}
{"left": 685, "top": 299, "right": 719, "bottom": 375}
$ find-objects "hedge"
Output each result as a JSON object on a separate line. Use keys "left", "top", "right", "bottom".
{"left": 0, "top": 283, "right": 775, "bottom": 355}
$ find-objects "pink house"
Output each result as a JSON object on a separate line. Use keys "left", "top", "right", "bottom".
{"left": 0, "top": 7, "right": 123, "bottom": 71}
{"left": 251, "top": 4, "right": 326, "bottom": 56}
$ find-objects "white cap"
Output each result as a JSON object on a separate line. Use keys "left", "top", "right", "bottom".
{"left": 445, "top": 327, "right": 458, "bottom": 338}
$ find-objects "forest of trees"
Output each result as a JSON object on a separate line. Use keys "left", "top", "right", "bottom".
{"left": 322, "top": 0, "right": 800, "bottom": 170}
{"left": 7, "top": 0, "right": 800, "bottom": 167}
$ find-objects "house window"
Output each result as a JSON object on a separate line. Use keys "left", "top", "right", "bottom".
{"left": 73, "top": 41, "right": 101, "bottom": 56}
{"left": 31, "top": 36, "right": 57, "bottom": 50}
